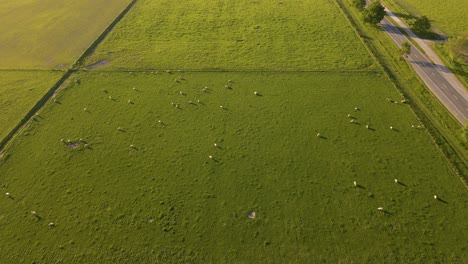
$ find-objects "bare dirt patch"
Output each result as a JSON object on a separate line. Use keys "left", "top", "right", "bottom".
{"left": 85, "top": 59, "right": 110, "bottom": 70}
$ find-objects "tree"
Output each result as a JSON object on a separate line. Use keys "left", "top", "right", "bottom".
{"left": 412, "top": 16, "right": 431, "bottom": 33}
{"left": 352, "top": 0, "right": 366, "bottom": 10}
{"left": 363, "top": 1, "right": 386, "bottom": 25}
{"left": 400, "top": 41, "right": 411, "bottom": 57}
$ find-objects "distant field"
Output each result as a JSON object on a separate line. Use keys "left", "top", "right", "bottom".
{"left": 84, "top": 0, "right": 376, "bottom": 71}
{"left": 0, "top": 0, "right": 131, "bottom": 69}
{"left": 0, "top": 71, "right": 466, "bottom": 263}
{"left": 388, "top": 0, "right": 468, "bottom": 36}
{"left": 0, "top": 71, "right": 62, "bottom": 143}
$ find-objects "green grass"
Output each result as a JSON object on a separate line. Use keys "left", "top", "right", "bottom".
{"left": 0, "top": 71, "right": 466, "bottom": 263}
{"left": 0, "top": 0, "right": 131, "bottom": 69}
{"left": 383, "top": 0, "right": 468, "bottom": 37}
{"left": 342, "top": 0, "right": 468, "bottom": 177}
{"left": 0, "top": 71, "right": 62, "bottom": 143}
{"left": 84, "top": 0, "right": 376, "bottom": 71}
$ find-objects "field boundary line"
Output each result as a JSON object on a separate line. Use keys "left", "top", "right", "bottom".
{"left": 82, "top": 69, "right": 383, "bottom": 74}
{"left": 0, "top": 70, "right": 73, "bottom": 151}
{"left": 72, "top": 0, "right": 138, "bottom": 69}
{"left": 0, "top": 0, "right": 138, "bottom": 152}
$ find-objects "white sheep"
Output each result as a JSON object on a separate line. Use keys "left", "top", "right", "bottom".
{"left": 316, "top": 133, "right": 320, "bottom": 137}
{"left": 128, "top": 100, "right": 132, "bottom": 104}
{"left": 48, "top": 223, "right": 55, "bottom": 227}
{"left": 347, "top": 114, "right": 351, "bottom": 118}
{"left": 108, "top": 96, "right": 112, "bottom": 100}
{"left": 394, "top": 179, "right": 398, "bottom": 183}
{"left": 355, "top": 107, "right": 359, "bottom": 111}
{"left": 433, "top": 195, "right": 438, "bottom": 200}
{"left": 31, "top": 211, "right": 37, "bottom": 215}
{"left": 209, "top": 155, "right": 213, "bottom": 159}
{"left": 377, "top": 207, "right": 384, "bottom": 211}
{"left": 254, "top": 91, "right": 259, "bottom": 95}
{"left": 220, "top": 105, "right": 224, "bottom": 109}
{"left": 83, "top": 108, "right": 87, "bottom": 111}
{"left": 350, "top": 119, "right": 355, "bottom": 123}
{"left": 390, "top": 126, "right": 393, "bottom": 130}
{"left": 130, "top": 144, "right": 136, "bottom": 148}
{"left": 197, "top": 99, "right": 201, "bottom": 103}
{"left": 214, "top": 143, "right": 218, "bottom": 147}
{"left": 179, "top": 91, "right": 184, "bottom": 95}
{"left": 5, "top": 192, "right": 10, "bottom": 196}
{"left": 353, "top": 181, "right": 357, "bottom": 187}
{"left": 366, "top": 125, "right": 369, "bottom": 129}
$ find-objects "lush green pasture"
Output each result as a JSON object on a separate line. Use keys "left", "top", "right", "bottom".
{"left": 84, "top": 0, "right": 376, "bottom": 71}
{"left": 0, "top": 0, "right": 130, "bottom": 69}
{"left": 0, "top": 71, "right": 62, "bottom": 143}
{"left": 0, "top": 71, "right": 466, "bottom": 263}
{"left": 385, "top": 0, "right": 468, "bottom": 36}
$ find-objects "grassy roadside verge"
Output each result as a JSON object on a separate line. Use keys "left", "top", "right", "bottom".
{"left": 336, "top": 0, "right": 468, "bottom": 185}
{"left": 380, "top": 0, "right": 468, "bottom": 88}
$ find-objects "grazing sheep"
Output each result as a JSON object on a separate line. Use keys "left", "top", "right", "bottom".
{"left": 53, "top": 99, "right": 58, "bottom": 103}
{"left": 179, "top": 91, "right": 184, "bottom": 95}
{"left": 31, "top": 211, "right": 37, "bottom": 215}
{"left": 394, "top": 179, "right": 398, "bottom": 183}
{"left": 158, "top": 120, "right": 162, "bottom": 123}
{"left": 390, "top": 126, "right": 393, "bottom": 130}
{"left": 79, "top": 138, "right": 84, "bottom": 142}
{"left": 83, "top": 108, "right": 87, "bottom": 111}
{"left": 48, "top": 223, "right": 55, "bottom": 227}
{"left": 355, "top": 107, "right": 359, "bottom": 111}
{"left": 133, "top": 87, "right": 136, "bottom": 90}
{"left": 228, "top": 80, "right": 232, "bottom": 83}
{"left": 377, "top": 207, "right": 384, "bottom": 211}
{"left": 5, "top": 192, "right": 10, "bottom": 196}
{"left": 214, "top": 143, "right": 218, "bottom": 147}
{"left": 433, "top": 195, "right": 438, "bottom": 200}
{"left": 130, "top": 144, "right": 136, "bottom": 148}
{"left": 350, "top": 119, "right": 355, "bottom": 123}
{"left": 189, "top": 100, "right": 193, "bottom": 104}
{"left": 353, "top": 181, "right": 357, "bottom": 187}
{"left": 197, "top": 99, "right": 201, "bottom": 103}
{"left": 316, "top": 133, "right": 320, "bottom": 137}
{"left": 128, "top": 100, "right": 132, "bottom": 104}
{"left": 175, "top": 104, "right": 179, "bottom": 108}
{"left": 209, "top": 155, "right": 213, "bottom": 159}
{"left": 254, "top": 91, "right": 259, "bottom": 95}
{"left": 366, "top": 125, "right": 369, "bottom": 129}
{"left": 220, "top": 105, "right": 224, "bottom": 109}
{"left": 347, "top": 114, "right": 351, "bottom": 118}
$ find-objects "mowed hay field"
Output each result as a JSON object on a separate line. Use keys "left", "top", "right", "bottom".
{"left": 0, "top": 0, "right": 131, "bottom": 69}
{"left": 0, "top": 71, "right": 467, "bottom": 263}
{"left": 84, "top": 0, "right": 376, "bottom": 71}
{"left": 388, "top": 0, "right": 468, "bottom": 36}
{"left": 0, "top": 71, "right": 62, "bottom": 142}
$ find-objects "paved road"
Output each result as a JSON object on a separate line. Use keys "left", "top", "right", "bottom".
{"left": 379, "top": 7, "right": 468, "bottom": 124}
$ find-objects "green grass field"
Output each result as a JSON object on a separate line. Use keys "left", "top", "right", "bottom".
{"left": 386, "top": 0, "right": 468, "bottom": 37}
{"left": 0, "top": 0, "right": 130, "bottom": 69}
{"left": 0, "top": 71, "right": 466, "bottom": 263}
{"left": 84, "top": 0, "right": 376, "bottom": 71}
{"left": 0, "top": 71, "right": 62, "bottom": 143}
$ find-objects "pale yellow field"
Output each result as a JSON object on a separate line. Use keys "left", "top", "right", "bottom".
{"left": 0, "top": 0, "right": 131, "bottom": 69}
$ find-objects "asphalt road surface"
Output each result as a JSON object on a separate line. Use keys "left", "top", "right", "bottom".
{"left": 380, "top": 7, "right": 468, "bottom": 124}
